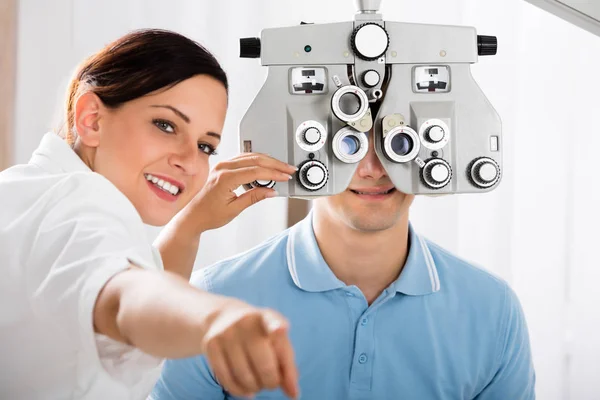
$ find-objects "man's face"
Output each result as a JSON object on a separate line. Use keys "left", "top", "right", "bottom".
{"left": 315, "top": 129, "right": 415, "bottom": 232}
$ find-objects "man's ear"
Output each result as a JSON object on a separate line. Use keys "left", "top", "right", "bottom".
{"left": 74, "top": 92, "right": 104, "bottom": 148}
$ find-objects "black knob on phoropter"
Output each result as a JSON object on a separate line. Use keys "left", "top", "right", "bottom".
{"left": 477, "top": 35, "right": 497, "bottom": 56}
{"left": 362, "top": 70, "right": 381, "bottom": 88}
{"left": 298, "top": 160, "right": 328, "bottom": 191}
{"left": 240, "top": 37, "right": 261, "bottom": 58}
{"left": 421, "top": 159, "right": 452, "bottom": 190}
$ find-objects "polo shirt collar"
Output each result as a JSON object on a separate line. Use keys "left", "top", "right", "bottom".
{"left": 286, "top": 212, "right": 345, "bottom": 292}
{"left": 286, "top": 212, "right": 441, "bottom": 296}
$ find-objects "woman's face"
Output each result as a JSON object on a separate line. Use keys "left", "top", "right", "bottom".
{"left": 81, "top": 75, "right": 228, "bottom": 226}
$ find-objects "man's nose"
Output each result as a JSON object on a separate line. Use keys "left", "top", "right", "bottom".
{"left": 355, "top": 130, "right": 387, "bottom": 180}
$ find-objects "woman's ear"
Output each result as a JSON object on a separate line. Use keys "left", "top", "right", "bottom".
{"left": 74, "top": 92, "right": 104, "bottom": 148}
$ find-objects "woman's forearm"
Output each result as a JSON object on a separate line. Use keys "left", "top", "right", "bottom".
{"left": 96, "top": 267, "right": 226, "bottom": 358}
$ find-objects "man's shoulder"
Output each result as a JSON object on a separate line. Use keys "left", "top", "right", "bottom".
{"left": 425, "top": 238, "right": 510, "bottom": 299}
{"left": 190, "top": 228, "right": 293, "bottom": 297}
{"left": 424, "top": 238, "right": 526, "bottom": 336}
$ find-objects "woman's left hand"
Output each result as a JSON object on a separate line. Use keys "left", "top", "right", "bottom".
{"left": 183, "top": 152, "right": 297, "bottom": 233}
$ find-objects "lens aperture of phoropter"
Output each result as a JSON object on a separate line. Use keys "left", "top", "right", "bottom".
{"left": 338, "top": 93, "right": 362, "bottom": 116}
{"left": 383, "top": 125, "right": 420, "bottom": 163}
{"left": 391, "top": 133, "right": 413, "bottom": 156}
{"left": 331, "top": 85, "right": 369, "bottom": 124}
{"left": 340, "top": 135, "right": 360, "bottom": 156}
{"left": 332, "top": 127, "right": 368, "bottom": 164}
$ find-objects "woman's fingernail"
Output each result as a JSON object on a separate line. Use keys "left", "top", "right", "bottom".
{"left": 265, "top": 317, "right": 285, "bottom": 332}
{"left": 266, "top": 191, "right": 279, "bottom": 198}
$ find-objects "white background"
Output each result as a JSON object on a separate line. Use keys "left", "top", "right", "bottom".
{"left": 13, "top": 0, "right": 600, "bottom": 398}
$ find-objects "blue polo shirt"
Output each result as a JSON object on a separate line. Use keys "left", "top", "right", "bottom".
{"left": 151, "top": 214, "right": 535, "bottom": 400}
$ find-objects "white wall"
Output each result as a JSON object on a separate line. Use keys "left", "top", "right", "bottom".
{"left": 15, "top": 0, "right": 600, "bottom": 398}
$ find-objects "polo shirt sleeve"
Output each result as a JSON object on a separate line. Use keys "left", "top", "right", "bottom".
{"left": 28, "top": 173, "right": 162, "bottom": 385}
{"left": 475, "top": 285, "right": 536, "bottom": 400}
{"left": 150, "top": 272, "right": 225, "bottom": 400}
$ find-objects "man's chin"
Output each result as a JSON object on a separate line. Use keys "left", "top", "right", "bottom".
{"left": 317, "top": 188, "right": 413, "bottom": 232}
{"left": 338, "top": 192, "right": 410, "bottom": 232}
{"left": 342, "top": 210, "right": 403, "bottom": 232}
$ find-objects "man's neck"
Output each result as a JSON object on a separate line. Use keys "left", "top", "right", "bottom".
{"left": 312, "top": 207, "right": 410, "bottom": 305}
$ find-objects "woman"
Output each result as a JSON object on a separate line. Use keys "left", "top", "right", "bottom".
{"left": 0, "top": 29, "right": 298, "bottom": 399}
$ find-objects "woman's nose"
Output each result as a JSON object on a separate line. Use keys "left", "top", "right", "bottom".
{"left": 170, "top": 142, "right": 199, "bottom": 175}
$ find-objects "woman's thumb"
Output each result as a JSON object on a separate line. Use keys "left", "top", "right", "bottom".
{"left": 232, "top": 187, "right": 278, "bottom": 213}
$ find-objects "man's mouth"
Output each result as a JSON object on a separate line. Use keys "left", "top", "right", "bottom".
{"left": 144, "top": 173, "right": 183, "bottom": 196}
{"left": 350, "top": 187, "right": 396, "bottom": 195}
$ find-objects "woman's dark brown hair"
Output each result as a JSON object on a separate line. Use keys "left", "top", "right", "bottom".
{"left": 61, "top": 29, "right": 228, "bottom": 144}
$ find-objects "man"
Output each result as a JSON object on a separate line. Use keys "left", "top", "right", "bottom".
{"left": 150, "top": 126, "right": 536, "bottom": 399}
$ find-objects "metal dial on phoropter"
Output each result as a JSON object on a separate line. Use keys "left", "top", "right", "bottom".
{"left": 295, "top": 120, "right": 327, "bottom": 152}
{"left": 249, "top": 179, "right": 276, "bottom": 189}
{"left": 298, "top": 160, "right": 328, "bottom": 191}
{"left": 421, "top": 158, "right": 452, "bottom": 189}
{"left": 303, "top": 127, "right": 321, "bottom": 145}
{"left": 468, "top": 157, "right": 501, "bottom": 189}
{"left": 362, "top": 70, "right": 381, "bottom": 87}
{"left": 426, "top": 126, "right": 445, "bottom": 143}
{"left": 351, "top": 23, "right": 389, "bottom": 61}
{"left": 419, "top": 119, "right": 450, "bottom": 150}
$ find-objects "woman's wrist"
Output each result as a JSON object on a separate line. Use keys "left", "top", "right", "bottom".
{"left": 178, "top": 194, "right": 215, "bottom": 237}
{"left": 171, "top": 204, "right": 208, "bottom": 241}
{"left": 154, "top": 214, "right": 203, "bottom": 279}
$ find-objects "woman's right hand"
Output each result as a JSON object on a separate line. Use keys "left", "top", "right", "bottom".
{"left": 202, "top": 299, "right": 299, "bottom": 399}
{"left": 97, "top": 267, "right": 299, "bottom": 398}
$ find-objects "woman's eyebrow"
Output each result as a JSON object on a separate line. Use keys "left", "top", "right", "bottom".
{"left": 151, "top": 104, "right": 221, "bottom": 140}
{"left": 150, "top": 104, "right": 190, "bottom": 123}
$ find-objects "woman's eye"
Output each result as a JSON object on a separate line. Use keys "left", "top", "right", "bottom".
{"left": 198, "top": 143, "right": 218, "bottom": 156}
{"left": 153, "top": 119, "right": 175, "bottom": 133}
